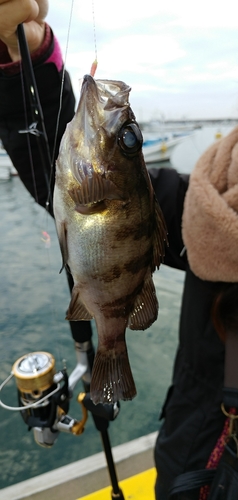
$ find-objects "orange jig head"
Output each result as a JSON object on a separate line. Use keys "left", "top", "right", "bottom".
{"left": 90, "top": 60, "right": 98, "bottom": 78}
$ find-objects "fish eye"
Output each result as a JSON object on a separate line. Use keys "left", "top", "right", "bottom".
{"left": 118, "top": 122, "right": 143, "bottom": 156}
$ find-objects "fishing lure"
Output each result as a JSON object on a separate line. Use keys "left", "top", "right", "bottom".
{"left": 90, "top": 59, "right": 98, "bottom": 77}
{"left": 41, "top": 231, "right": 51, "bottom": 248}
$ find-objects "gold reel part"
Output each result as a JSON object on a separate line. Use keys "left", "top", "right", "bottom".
{"left": 72, "top": 393, "right": 88, "bottom": 435}
{"left": 12, "top": 352, "right": 56, "bottom": 394}
{"left": 57, "top": 392, "right": 88, "bottom": 436}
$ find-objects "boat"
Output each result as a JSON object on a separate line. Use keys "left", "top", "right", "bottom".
{"left": 0, "top": 141, "right": 17, "bottom": 180}
{"left": 170, "top": 124, "right": 235, "bottom": 173}
{"left": 143, "top": 134, "right": 189, "bottom": 163}
{"left": 141, "top": 120, "right": 195, "bottom": 164}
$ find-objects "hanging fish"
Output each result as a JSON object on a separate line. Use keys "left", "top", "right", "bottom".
{"left": 53, "top": 75, "right": 167, "bottom": 404}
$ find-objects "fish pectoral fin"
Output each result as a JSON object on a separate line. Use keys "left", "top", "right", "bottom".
{"left": 68, "top": 172, "right": 122, "bottom": 207}
{"left": 152, "top": 198, "right": 168, "bottom": 271}
{"left": 90, "top": 345, "right": 137, "bottom": 404}
{"left": 127, "top": 274, "right": 158, "bottom": 330}
{"left": 66, "top": 287, "right": 93, "bottom": 321}
{"left": 57, "top": 221, "right": 69, "bottom": 273}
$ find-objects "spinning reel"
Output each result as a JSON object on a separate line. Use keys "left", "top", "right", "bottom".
{"left": 0, "top": 345, "right": 119, "bottom": 448}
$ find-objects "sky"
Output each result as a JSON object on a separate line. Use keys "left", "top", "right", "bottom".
{"left": 46, "top": 0, "right": 238, "bottom": 122}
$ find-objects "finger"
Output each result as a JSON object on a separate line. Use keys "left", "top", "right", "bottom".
{"left": 35, "top": 0, "right": 49, "bottom": 22}
{"left": 0, "top": 0, "right": 39, "bottom": 37}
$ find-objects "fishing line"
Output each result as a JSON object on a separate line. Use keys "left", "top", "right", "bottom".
{"left": 50, "top": 0, "right": 76, "bottom": 186}
{"left": 90, "top": 0, "right": 98, "bottom": 76}
{"left": 13, "top": 24, "right": 70, "bottom": 371}
{"left": 92, "top": 0, "right": 98, "bottom": 62}
{"left": 44, "top": 0, "right": 99, "bottom": 365}
{"left": 51, "top": 0, "right": 98, "bottom": 179}
{"left": 51, "top": 0, "right": 98, "bottom": 168}
{"left": 47, "top": 0, "right": 77, "bottom": 368}
{"left": 0, "top": 373, "right": 60, "bottom": 412}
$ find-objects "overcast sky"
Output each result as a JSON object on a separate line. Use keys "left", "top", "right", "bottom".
{"left": 46, "top": 0, "right": 238, "bottom": 122}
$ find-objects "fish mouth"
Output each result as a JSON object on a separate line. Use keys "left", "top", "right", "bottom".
{"left": 76, "top": 75, "right": 132, "bottom": 138}
{"left": 67, "top": 75, "right": 132, "bottom": 181}
{"left": 80, "top": 74, "right": 97, "bottom": 96}
{"left": 81, "top": 74, "right": 96, "bottom": 88}
{"left": 79, "top": 74, "right": 131, "bottom": 109}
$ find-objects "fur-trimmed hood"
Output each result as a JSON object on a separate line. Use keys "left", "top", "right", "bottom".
{"left": 182, "top": 126, "right": 238, "bottom": 282}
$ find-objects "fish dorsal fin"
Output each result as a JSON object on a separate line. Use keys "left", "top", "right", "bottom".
{"left": 66, "top": 286, "right": 93, "bottom": 321}
{"left": 68, "top": 172, "right": 122, "bottom": 207}
{"left": 152, "top": 198, "right": 168, "bottom": 271}
{"left": 127, "top": 273, "right": 158, "bottom": 331}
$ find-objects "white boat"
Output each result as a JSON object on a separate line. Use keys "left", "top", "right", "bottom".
{"left": 143, "top": 134, "right": 189, "bottom": 163}
{"left": 0, "top": 142, "right": 17, "bottom": 180}
{"left": 170, "top": 125, "right": 234, "bottom": 173}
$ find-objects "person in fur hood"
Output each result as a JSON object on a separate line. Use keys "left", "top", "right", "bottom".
{"left": 153, "top": 127, "right": 238, "bottom": 500}
{"left": 0, "top": 3, "right": 238, "bottom": 500}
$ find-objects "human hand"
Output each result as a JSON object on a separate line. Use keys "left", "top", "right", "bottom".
{"left": 0, "top": 0, "right": 49, "bottom": 61}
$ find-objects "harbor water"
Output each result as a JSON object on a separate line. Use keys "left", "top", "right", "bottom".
{"left": 0, "top": 165, "right": 184, "bottom": 490}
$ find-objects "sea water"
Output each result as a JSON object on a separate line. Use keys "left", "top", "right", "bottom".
{"left": 0, "top": 170, "right": 184, "bottom": 489}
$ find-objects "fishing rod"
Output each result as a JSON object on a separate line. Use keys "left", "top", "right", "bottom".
{"left": 1, "top": 22, "right": 125, "bottom": 500}
{"left": 17, "top": 23, "right": 53, "bottom": 212}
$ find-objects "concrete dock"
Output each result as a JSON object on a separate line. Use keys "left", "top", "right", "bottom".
{"left": 1, "top": 432, "right": 157, "bottom": 500}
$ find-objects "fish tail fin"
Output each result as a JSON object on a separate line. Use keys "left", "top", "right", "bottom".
{"left": 90, "top": 346, "right": 137, "bottom": 404}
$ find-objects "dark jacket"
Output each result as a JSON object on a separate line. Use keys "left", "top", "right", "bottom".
{"left": 151, "top": 166, "right": 226, "bottom": 499}
{"left": 0, "top": 33, "right": 75, "bottom": 214}
{"left": 0, "top": 35, "right": 226, "bottom": 500}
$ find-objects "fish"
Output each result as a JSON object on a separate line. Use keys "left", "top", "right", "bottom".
{"left": 53, "top": 75, "right": 167, "bottom": 404}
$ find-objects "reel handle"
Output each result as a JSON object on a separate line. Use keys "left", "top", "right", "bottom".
{"left": 69, "top": 392, "right": 88, "bottom": 435}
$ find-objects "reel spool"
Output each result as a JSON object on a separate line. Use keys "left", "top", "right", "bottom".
{"left": 12, "top": 351, "right": 56, "bottom": 404}
{"left": 12, "top": 351, "right": 68, "bottom": 447}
